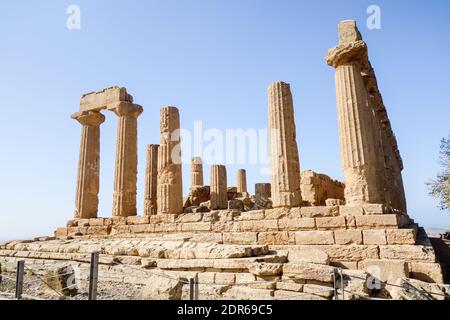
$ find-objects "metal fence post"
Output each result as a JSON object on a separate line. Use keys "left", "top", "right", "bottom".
{"left": 0, "top": 262, "right": 3, "bottom": 284}
{"left": 88, "top": 252, "right": 99, "bottom": 300}
{"left": 194, "top": 274, "right": 199, "bottom": 300}
{"left": 15, "top": 260, "right": 25, "bottom": 299}
{"left": 189, "top": 278, "right": 195, "bottom": 300}
{"left": 332, "top": 268, "right": 337, "bottom": 300}
{"left": 339, "top": 268, "right": 345, "bottom": 301}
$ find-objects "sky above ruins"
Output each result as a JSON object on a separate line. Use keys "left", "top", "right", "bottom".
{"left": 0, "top": 0, "right": 449, "bottom": 240}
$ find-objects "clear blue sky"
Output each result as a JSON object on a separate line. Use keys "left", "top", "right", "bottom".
{"left": 0, "top": 0, "right": 449, "bottom": 240}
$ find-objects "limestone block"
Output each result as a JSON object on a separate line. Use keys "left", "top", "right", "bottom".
{"left": 228, "top": 199, "right": 244, "bottom": 211}
{"left": 275, "top": 281, "right": 304, "bottom": 292}
{"left": 325, "top": 199, "right": 345, "bottom": 206}
{"left": 142, "top": 274, "right": 185, "bottom": 300}
{"left": 264, "top": 208, "right": 290, "bottom": 219}
{"left": 355, "top": 215, "right": 399, "bottom": 229}
{"left": 301, "top": 206, "right": 339, "bottom": 218}
{"left": 249, "top": 262, "right": 283, "bottom": 276}
{"left": 295, "top": 231, "right": 335, "bottom": 245}
{"left": 317, "top": 245, "right": 379, "bottom": 261}
{"left": 362, "top": 230, "right": 387, "bottom": 245}
{"left": 87, "top": 226, "right": 110, "bottom": 236}
{"left": 315, "top": 216, "right": 347, "bottom": 229}
{"left": 288, "top": 248, "right": 330, "bottom": 265}
{"left": 238, "top": 210, "right": 265, "bottom": 221}
{"left": 360, "top": 259, "right": 409, "bottom": 282}
{"left": 44, "top": 265, "right": 79, "bottom": 297}
{"left": 339, "top": 206, "right": 364, "bottom": 216}
{"left": 89, "top": 218, "right": 106, "bottom": 226}
{"left": 175, "top": 213, "right": 203, "bottom": 223}
{"left": 258, "top": 232, "right": 291, "bottom": 245}
{"left": 303, "top": 284, "right": 334, "bottom": 298}
{"left": 238, "top": 220, "right": 278, "bottom": 232}
{"left": 363, "top": 204, "right": 387, "bottom": 215}
{"left": 214, "top": 272, "right": 236, "bottom": 285}
{"left": 282, "top": 262, "right": 335, "bottom": 283}
{"left": 334, "top": 230, "right": 363, "bottom": 245}
{"left": 386, "top": 277, "right": 447, "bottom": 300}
{"left": 408, "top": 262, "right": 444, "bottom": 284}
{"left": 126, "top": 216, "right": 150, "bottom": 225}
{"left": 278, "top": 218, "right": 315, "bottom": 231}
{"left": 224, "top": 287, "right": 274, "bottom": 300}
{"left": 180, "top": 222, "right": 211, "bottom": 232}
{"left": 223, "top": 232, "right": 257, "bottom": 245}
{"left": 273, "top": 290, "right": 327, "bottom": 300}
{"left": 379, "top": 245, "right": 436, "bottom": 262}
{"left": 54, "top": 228, "right": 68, "bottom": 238}
{"left": 386, "top": 229, "right": 416, "bottom": 245}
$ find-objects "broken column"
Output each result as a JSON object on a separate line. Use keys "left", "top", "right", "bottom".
{"left": 236, "top": 169, "right": 247, "bottom": 193}
{"left": 157, "top": 106, "right": 183, "bottom": 214}
{"left": 144, "top": 144, "right": 159, "bottom": 216}
{"left": 72, "top": 111, "right": 105, "bottom": 219}
{"left": 109, "top": 102, "right": 143, "bottom": 217}
{"left": 210, "top": 165, "right": 228, "bottom": 210}
{"left": 190, "top": 157, "right": 204, "bottom": 189}
{"left": 326, "top": 20, "right": 385, "bottom": 205}
{"left": 268, "top": 81, "right": 302, "bottom": 207}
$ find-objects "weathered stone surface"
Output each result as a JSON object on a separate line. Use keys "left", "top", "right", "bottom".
{"left": 44, "top": 265, "right": 78, "bottom": 296}
{"left": 408, "top": 262, "right": 444, "bottom": 284}
{"left": 223, "top": 232, "right": 257, "bottom": 245}
{"left": 236, "top": 169, "right": 247, "bottom": 193}
{"left": 360, "top": 259, "right": 409, "bottom": 282}
{"left": 295, "top": 231, "right": 334, "bottom": 245}
{"left": 355, "top": 215, "right": 399, "bottom": 229}
{"left": 187, "top": 186, "right": 210, "bottom": 207}
{"left": 143, "top": 144, "right": 159, "bottom": 216}
{"left": 362, "top": 230, "right": 387, "bottom": 245}
{"left": 264, "top": 208, "right": 290, "bottom": 220}
{"left": 288, "top": 248, "right": 329, "bottom": 265}
{"left": 301, "top": 206, "right": 339, "bottom": 218}
{"left": 303, "top": 284, "right": 334, "bottom": 298}
{"left": 249, "top": 262, "right": 283, "bottom": 276}
{"left": 363, "top": 204, "right": 387, "bottom": 215}
{"left": 278, "top": 218, "right": 315, "bottom": 231}
{"left": 190, "top": 157, "right": 204, "bottom": 188}
{"left": 258, "top": 232, "right": 291, "bottom": 245}
{"left": 315, "top": 216, "right": 346, "bottom": 229}
{"left": 142, "top": 274, "right": 185, "bottom": 300}
{"left": 385, "top": 277, "right": 447, "bottom": 300}
{"left": 268, "top": 81, "right": 302, "bottom": 208}
{"left": 276, "top": 281, "right": 304, "bottom": 292}
{"left": 334, "top": 230, "right": 363, "bottom": 245}
{"left": 72, "top": 111, "right": 105, "bottom": 219}
{"left": 223, "top": 287, "right": 274, "bottom": 300}
{"left": 386, "top": 229, "right": 416, "bottom": 245}
{"left": 283, "top": 262, "right": 335, "bottom": 283}
{"left": 339, "top": 205, "right": 364, "bottom": 216}
{"left": 379, "top": 245, "right": 436, "bottom": 262}
{"left": 109, "top": 102, "right": 143, "bottom": 217}
{"left": 301, "top": 170, "right": 345, "bottom": 206}
{"left": 325, "top": 199, "right": 345, "bottom": 207}
{"left": 210, "top": 165, "right": 228, "bottom": 210}
{"left": 157, "top": 106, "right": 183, "bottom": 214}
{"left": 228, "top": 199, "right": 244, "bottom": 211}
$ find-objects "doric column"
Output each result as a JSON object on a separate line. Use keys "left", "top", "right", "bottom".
{"left": 157, "top": 106, "right": 183, "bottom": 214}
{"left": 109, "top": 102, "right": 143, "bottom": 217}
{"left": 71, "top": 111, "right": 105, "bottom": 219}
{"left": 268, "top": 81, "right": 302, "bottom": 207}
{"left": 190, "top": 157, "right": 204, "bottom": 189}
{"left": 255, "top": 183, "right": 271, "bottom": 200}
{"left": 236, "top": 169, "right": 247, "bottom": 193}
{"left": 210, "top": 165, "right": 228, "bottom": 210}
{"left": 326, "top": 20, "right": 385, "bottom": 205}
{"left": 144, "top": 144, "right": 159, "bottom": 216}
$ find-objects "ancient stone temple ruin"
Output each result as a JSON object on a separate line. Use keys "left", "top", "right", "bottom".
{"left": 0, "top": 20, "right": 448, "bottom": 300}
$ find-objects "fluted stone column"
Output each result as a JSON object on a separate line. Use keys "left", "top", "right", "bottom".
{"left": 236, "top": 169, "right": 247, "bottom": 193}
{"left": 255, "top": 183, "right": 271, "bottom": 200}
{"left": 190, "top": 157, "right": 204, "bottom": 189}
{"left": 109, "top": 102, "right": 143, "bottom": 217}
{"left": 144, "top": 144, "right": 159, "bottom": 216}
{"left": 210, "top": 165, "right": 227, "bottom": 210}
{"left": 326, "top": 20, "right": 384, "bottom": 205}
{"left": 72, "top": 111, "right": 105, "bottom": 219}
{"left": 157, "top": 106, "right": 183, "bottom": 214}
{"left": 268, "top": 82, "right": 302, "bottom": 208}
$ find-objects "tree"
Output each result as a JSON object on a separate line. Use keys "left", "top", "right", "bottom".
{"left": 427, "top": 134, "right": 450, "bottom": 212}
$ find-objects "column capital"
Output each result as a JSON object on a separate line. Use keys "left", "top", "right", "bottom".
{"left": 326, "top": 40, "right": 367, "bottom": 69}
{"left": 71, "top": 110, "right": 105, "bottom": 126}
{"left": 108, "top": 102, "right": 143, "bottom": 118}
